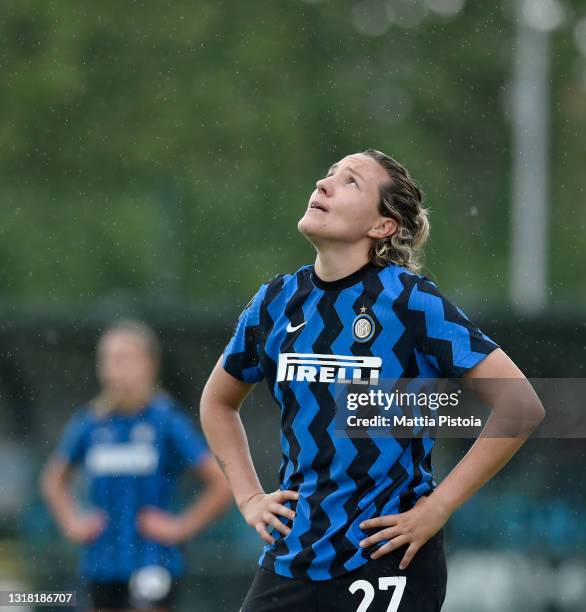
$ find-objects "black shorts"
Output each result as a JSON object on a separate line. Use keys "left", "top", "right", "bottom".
{"left": 240, "top": 530, "right": 447, "bottom": 612}
{"left": 87, "top": 578, "right": 178, "bottom": 610}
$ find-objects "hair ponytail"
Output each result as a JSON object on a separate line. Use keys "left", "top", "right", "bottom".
{"left": 363, "top": 149, "right": 430, "bottom": 273}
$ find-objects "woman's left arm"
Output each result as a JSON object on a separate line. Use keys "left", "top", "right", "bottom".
{"left": 359, "top": 348, "right": 545, "bottom": 569}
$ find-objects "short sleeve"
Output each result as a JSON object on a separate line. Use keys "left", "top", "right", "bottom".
{"left": 168, "top": 408, "right": 210, "bottom": 471}
{"left": 55, "top": 410, "right": 90, "bottom": 465}
{"left": 222, "top": 283, "right": 269, "bottom": 383}
{"left": 406, "top": 276, "right": 499, "bottom": 377}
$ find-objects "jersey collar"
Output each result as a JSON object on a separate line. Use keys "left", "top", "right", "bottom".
{"left": 310, "top": 260, "right": 380, "bottom": 291}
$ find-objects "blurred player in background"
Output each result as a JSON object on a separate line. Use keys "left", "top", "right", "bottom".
{"left": 41, "top": 319, "right": 232, "bottom": 612}
{"left": 200, "top": 150, "right": 544, "bottom": 611}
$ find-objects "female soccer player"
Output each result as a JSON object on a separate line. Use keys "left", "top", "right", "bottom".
{"left": 42, "top": 319, "right": 232, "bottom": 612}
{"left": 200, "top": 149, "right": 544, "bottom": 611}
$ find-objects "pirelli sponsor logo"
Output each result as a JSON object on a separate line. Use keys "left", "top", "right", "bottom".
{"left": 277, "top": 352, "right": 381, "bottom": 385}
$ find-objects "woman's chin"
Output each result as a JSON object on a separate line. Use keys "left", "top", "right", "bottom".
{"left": 298, "top": 215, "right": 324, "bottom": 238}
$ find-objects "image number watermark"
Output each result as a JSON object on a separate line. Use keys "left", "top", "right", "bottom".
{"left": 0, "top": 591, "right": 76, "bottom": 606}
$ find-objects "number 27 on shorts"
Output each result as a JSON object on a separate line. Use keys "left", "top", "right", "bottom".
{"left": 349, "top": 576, "right": 407, "bottom": 612}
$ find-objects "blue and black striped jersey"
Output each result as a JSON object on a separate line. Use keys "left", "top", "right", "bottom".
{"left": 223, "top": 261, "right": 498, "bottom": 581}
{"left": 55, "top": 394, "right": 209, "bottom": 580}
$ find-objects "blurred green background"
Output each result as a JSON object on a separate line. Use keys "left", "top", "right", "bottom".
{"left": 2, "top": 0, "right": 585, "bottom": 309}
{"left": 1, "top": 1, "right": 585, "bottom": 611}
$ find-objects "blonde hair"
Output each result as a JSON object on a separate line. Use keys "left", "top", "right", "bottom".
{"left": 362, "top": 149, "right": 430, "bottom": 273}
{"left": 90, "top": 319, "right": 163, "bottom": 417}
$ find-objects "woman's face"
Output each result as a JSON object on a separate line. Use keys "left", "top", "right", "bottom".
{"left": 96, "top": 331, "right": 158, "bottom": 397}
{"left": 298, "top": 153, "right": 394, "bottom": 246}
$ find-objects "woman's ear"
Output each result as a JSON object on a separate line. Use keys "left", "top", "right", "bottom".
{"left": 367, "top": 217, "right": 397, "bottom": 240}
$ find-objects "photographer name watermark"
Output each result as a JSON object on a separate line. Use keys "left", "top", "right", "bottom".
{"left": 345, "top": 388, "right": 483, "bottom": 429}
{"left": 334, "top": 378, "right": 586, "bottom": 439}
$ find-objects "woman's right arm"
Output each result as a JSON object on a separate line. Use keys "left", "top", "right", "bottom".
{"left": 40, "top": 457, "right": 104, "bottom": 543}
{"left": 200, "top": 356, "right": 298, "bottom": 544}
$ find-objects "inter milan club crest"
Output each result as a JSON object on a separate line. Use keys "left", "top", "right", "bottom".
{"left": 352, "top": 306, "right": 375, "bottom": 342}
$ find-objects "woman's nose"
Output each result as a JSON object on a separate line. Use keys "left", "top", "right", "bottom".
{"left": 316, "top": 177, "right": 330, "bottom": 195}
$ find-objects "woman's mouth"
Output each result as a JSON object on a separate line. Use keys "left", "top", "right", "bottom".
{"left": 309, "top": 201, "right": 328, "bottom": 213}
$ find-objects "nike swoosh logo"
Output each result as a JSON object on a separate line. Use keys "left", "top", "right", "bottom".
{"left": 286, "top": 321, "right": 307, "bottom": 333}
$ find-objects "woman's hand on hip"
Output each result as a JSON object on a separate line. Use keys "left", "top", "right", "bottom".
{"left": 137, "top": 507, "right": 190, "bottom": 545}
{"left": 63, "top": 511, "right": 106, "bottom": 544}
{"left": 239, "top": 490, "right": 299, "bottom": 545}
{"left": 359, "top": 495, "right": 450, "bottom": 569}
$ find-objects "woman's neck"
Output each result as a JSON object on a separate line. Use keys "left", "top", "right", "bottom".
{"left": 314, "top": 247, "right": 371, "bottom": 282}
{"left": 111, "top": 387, "right": 155, "bottom": 414}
